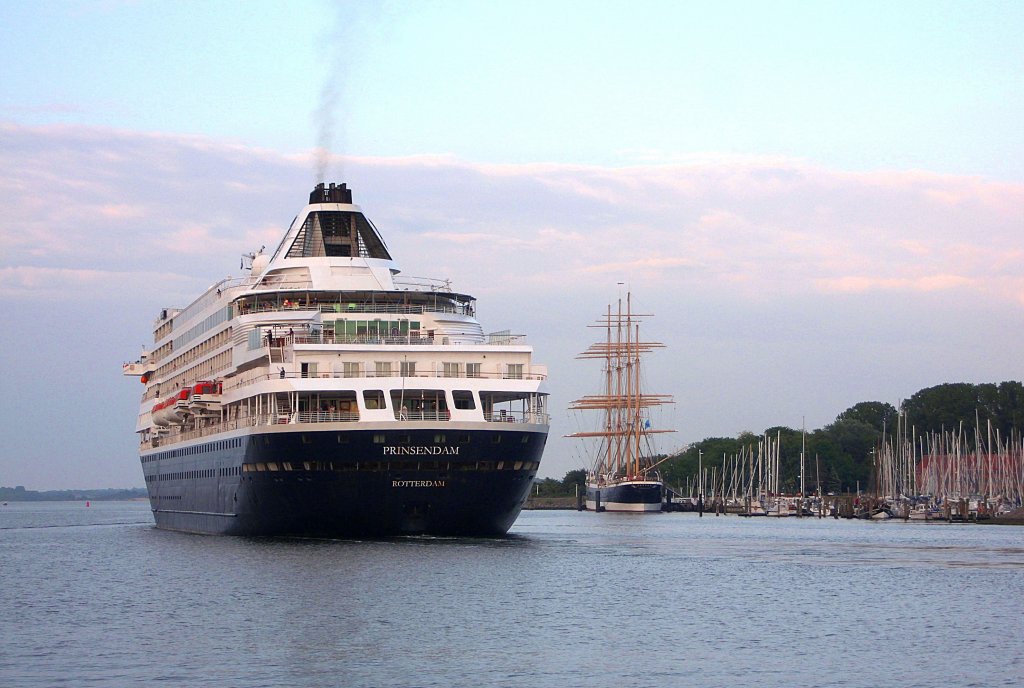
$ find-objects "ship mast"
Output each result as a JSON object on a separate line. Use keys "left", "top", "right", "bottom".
{"left": 569, "top": 292, "right": 674, "bottom": 479}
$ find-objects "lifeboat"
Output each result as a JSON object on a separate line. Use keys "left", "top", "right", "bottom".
{"left": 151, "top": 399, "right": 171, "bottom": 427}
{"left": 152, "top": 390, "right": 191, "bottom": 426}
{"left": 189, "top": 381, "right": 223, "bottom": 414}
{"left": 168, "top": 389, "right": 191, "bottom": 424}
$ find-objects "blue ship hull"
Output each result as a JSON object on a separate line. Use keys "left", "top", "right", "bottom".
{"left": 141, "top": 426, "right": 546, "bottom": 537}
{"left": 586, "top": 480, "right": 663, "bottom": 512}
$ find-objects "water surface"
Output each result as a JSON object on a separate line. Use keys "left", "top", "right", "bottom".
{"left": 1, "top": 502, "right": 1021, "bottom": 687}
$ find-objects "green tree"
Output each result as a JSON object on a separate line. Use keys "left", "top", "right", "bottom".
{"left": 835, "top": 401, "right": 897, "bottom": 434}
{"left": 561, "top": 469, "right": 587, "bottom": 491}
{"left": 532, "top": 477, "right": 564, "bottom": 497}
{"left": 821, "top": 417, "right": 877, "bottom": 489}
{"left": 988, "top": 381, "right": 1024, "bottom": 435}
{"left": 901, "top": 383, "right": 984, "bottom": 434}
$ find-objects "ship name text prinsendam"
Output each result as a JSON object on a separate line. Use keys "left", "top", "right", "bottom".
{"left": 382, "top": 446, "right": 461, "bottom": 456}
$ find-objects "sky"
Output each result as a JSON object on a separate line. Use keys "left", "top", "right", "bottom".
{"left": 1, "top": 0, "right": 1022, "bottom": 489}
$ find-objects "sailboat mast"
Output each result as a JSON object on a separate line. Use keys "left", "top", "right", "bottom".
{"left": 625, "top": 292, "right": 639, "bottom": 477}
{"left": 801, "top": 418, "right": 806, "bottom": 499}
{"left": 604, "top": 303, "right": 613, "bottom": 478}
{"left": 615, "top": 297, "right": 624, "bottom": 477}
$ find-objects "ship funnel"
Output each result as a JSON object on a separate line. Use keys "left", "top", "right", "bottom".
{"left": 310, "top": 182, "right": 353, "bottom": 204}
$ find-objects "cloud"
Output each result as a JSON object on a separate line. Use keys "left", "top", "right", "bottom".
{"left": 3, "top": 120, "right": 1021, "bottom": 304}
{"left": 816, "top": 274, "right": 974, "bottom": 294}
{"left": 0, "top": 264, "right": 196, "bottom": 300}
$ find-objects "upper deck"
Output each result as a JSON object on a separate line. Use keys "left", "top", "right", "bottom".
{"left": 129, "top": 182, "right": 549, "bottom": 447}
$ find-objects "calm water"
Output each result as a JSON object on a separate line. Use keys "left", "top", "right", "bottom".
{"left": 1, "top": 502, "right": 1022, "bottom": 687}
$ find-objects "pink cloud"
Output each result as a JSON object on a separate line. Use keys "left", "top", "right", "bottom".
{"left": 817, "top": 274, "right": 974, "bottom": 294}
{"left": 97, "top": 203, "right": 145, "bottom": 219}
{"left": 2, "top": 122, "right": 1022, "bottom": 310}
{"left": 0, "top": 265, "right": 194, "bottom": 300}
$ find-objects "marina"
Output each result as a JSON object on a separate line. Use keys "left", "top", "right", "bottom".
{"left": 663, "top": 423, "right": 1024, "bottom": 521}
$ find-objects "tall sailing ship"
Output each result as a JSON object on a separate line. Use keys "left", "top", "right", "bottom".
{"left": 123, "top": 182, "right": 549, "bottom": 536}
{"left": 569, "top": 293, "right": 674, "bottom": 512}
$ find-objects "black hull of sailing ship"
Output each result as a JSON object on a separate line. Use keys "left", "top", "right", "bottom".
{"left": 586, "top": 481, "right": 663, "bottom": 512}
{"left": 142, "top": 427, "right": 546, "bottom": 537}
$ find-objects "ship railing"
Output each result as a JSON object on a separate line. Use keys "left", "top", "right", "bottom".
{"left": 393, "top": 275, "right": 455, "bottom": 293}
{"left": 143, "top": 411, "right": 357, "bottom": 447}
{"left": 146, "top": 415, "right": 256, "bottom": 447}
{"left": 394, "top": 410, "right": 450, "bottom": 422}
{"left": 143, "top": 408, "right": 550, "bottom": 448}
{"left": 293, "top": 334, "right": 438, "bottom": 346}
{"left": 485, "top": 410, "right": 549, "bottom": 424}
{"left": 161, "top": 277, "right": 252, "bottom": 329}
{"left": 222, "top": 368, "right": 547, "bottom": 393}
{"left": 296, "top": 411, "right": 360, "bottom": 424}
{"left": 235, "top": 302, "right": 471, "bottom": 317}
{"left": 291, "top": 333, "right": 527, "bottom": 346}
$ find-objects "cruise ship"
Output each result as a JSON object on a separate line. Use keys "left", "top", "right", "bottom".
{"left": 123, "top": 182, "right": 549, "bottom": 536}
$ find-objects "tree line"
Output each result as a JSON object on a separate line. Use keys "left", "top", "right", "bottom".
{"left": 539, "top": 381, "right": 1024, "bottom": 496}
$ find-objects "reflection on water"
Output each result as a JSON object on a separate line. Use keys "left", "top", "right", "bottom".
{"left": 1, "top": 503, "right": 1021, "bottom": 687}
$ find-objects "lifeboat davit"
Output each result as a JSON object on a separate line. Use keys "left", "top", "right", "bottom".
{"left": 188, "top": 381, "right": 223, "bottom": 415}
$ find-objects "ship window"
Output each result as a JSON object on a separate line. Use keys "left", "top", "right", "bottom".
{"left": 337, "top": 434, "right": 349, "bottom": 443}
{"left": 458, "top": 434, "right": 470, "bottom": 444}
{"left": 363, "top": 389, "right": 385, "bottom": 409}
{"left": 373, "top": 434, "right": 385, "bottom": 444}
{"left": 390, "top": 389, "right": 446, "bottom": 420}
{"left": 434, "top": 434, "right": 446, "bottom": 444}
{"left": 492, "top": 435, "right": 502, "bottom": 444}
{"left": 521, "top": 436, "right": 529, "bottom": 444}
{"left": 453, "top": 390, "right": 475, "bottom": 410}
